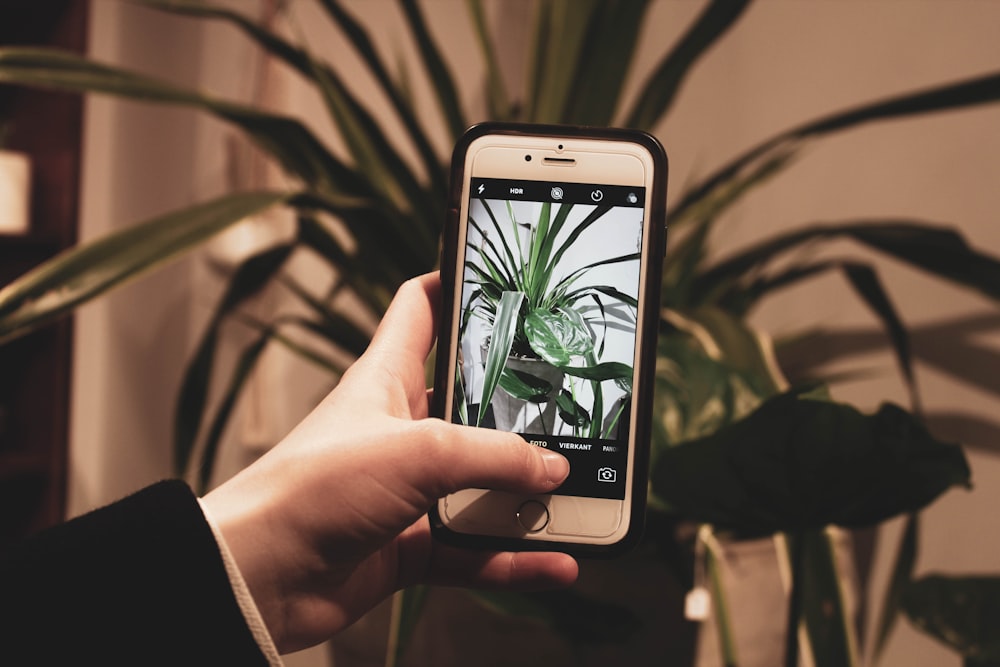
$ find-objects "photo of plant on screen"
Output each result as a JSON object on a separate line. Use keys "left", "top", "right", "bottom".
{"left": 456, "top": 196, "right": 643, "bottom": 440}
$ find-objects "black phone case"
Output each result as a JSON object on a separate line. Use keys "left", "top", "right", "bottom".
{"left": 429, "top": 122, "right": 668, "bottom": 558}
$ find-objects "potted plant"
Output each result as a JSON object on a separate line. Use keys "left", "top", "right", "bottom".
{"left": 459, "top": 197, "right": 636, "bottom": 439}
{"left": 0, "top": 2, "right": 999, "bottom": 665}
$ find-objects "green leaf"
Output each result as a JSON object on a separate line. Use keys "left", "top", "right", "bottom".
{"left": 398, "top": 0, "right": 466, "bottom": 140}
{"left": 625, "top": 0, "right": 751, "bottom": 129}
{"left": 468, "top": 588, "right": 639, "bottom": 645}
{"left": 498, "top": 367, "right": 554, "bottom": 403}
{"left": 386, "top": 586, "right": 429, "bottom": 667}
{"left": 276, "top": 274, "right": 373, "bottom": 359}
{"left": 555, "top": 389, "right": 591, "bottom": 428}
{"left": 0, "top": 48, "right": 362, "bottom": 194}
{"left": 146, "top": 0, "right": 433, "bottom": 217}
{"left": 695, "top": 221, "right": 1000, "bottom": 308}
{"left": 683, "top": 306, "right": 785, "bottom": 396}
{"left": 873, "top": 513, "right": 919, "bottom": 660}
{"left": 561, "top": 0, "right": 651, "bottom": 126}
{"left": 174, "top": 242, "right": 296, "bottom": 478}
{"left": 194, "top": 329, "right": 272, "bottom": 493}
{"left": 670, "top": 70, "right": 1000, "bottom": 225}
{"left": 524, "top": 308, "right": 593, "bottom": 366}
{"left": 314, "top": 0, "right": 447, "bottom": 202}
{"left": 525, "top": 0, "right": 603, "bottom": 123}
{"left": 788, "top": 530, "right": 860, "bottom": 667}
{"left": 841, "top": 263, "right": 921, "bottom": 412}
{"left": 903, "top": 575, "right": 1000, "bottom": 661}
{"left": 464, "top": 0, "right": 510, "bottom": 119}
{"left": 561, "top": 361, "right": 633, "bottom": 386}
{"left": 294, "top": 35, "right": 439, "bottom": 231}
{"left": 651, "top": 391, "right": 971, "bottom": 534}
{"left": 0, "top": 190, "right": 291, "bottom": 345}
{"left": 478, "top": 291, "right": 524, "bottom": 426}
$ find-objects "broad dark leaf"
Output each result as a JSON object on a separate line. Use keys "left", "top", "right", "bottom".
{"left": 469, "top": 588, "right": 639, "bottom": 645}
{"left": 555, "top": 389, "right": 591, "bottom": 428}
{"left": 651, "top": 391, "right": 970, "bottom": 534}
{"left": 498, "top": 367, "right": 553, "bottom": 403}
{"left": 903, "top": 575, "right": 1000, "bottom": 661}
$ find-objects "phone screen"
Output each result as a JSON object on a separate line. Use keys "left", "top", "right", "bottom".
{"left": 453, "top": 176, "right": 647, "bottom": 501}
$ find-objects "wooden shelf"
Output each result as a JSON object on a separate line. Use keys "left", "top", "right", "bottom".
{"left": 0, "top": 0, "right": 88, "bottom": 549}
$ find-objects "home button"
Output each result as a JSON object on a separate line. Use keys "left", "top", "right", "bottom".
{"left": 516, "top": 500, "right": 549, "bottom": 532}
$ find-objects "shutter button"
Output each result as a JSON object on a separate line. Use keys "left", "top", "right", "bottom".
{"left": 516, "top": 500, "right": 549, "bottom": 532}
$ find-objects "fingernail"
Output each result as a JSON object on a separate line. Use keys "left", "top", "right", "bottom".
{"left": 539, "top": 450, "right": 570, "bottom": 484}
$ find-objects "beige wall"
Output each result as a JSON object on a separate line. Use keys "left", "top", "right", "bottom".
{"left": 69, "top": 2, "right": 1000, "bottom": 666}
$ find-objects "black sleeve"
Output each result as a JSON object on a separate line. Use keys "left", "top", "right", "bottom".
{"left": 0, "top": 479, "right": 269, "bottom": 666}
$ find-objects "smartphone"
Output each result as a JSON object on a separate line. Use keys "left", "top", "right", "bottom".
{"left": 430, "top": 123, "right": 667, "bottom": 556}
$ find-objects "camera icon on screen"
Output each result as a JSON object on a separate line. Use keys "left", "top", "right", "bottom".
{"left": 597, "top": 467, "right": 617, "bottom": 483}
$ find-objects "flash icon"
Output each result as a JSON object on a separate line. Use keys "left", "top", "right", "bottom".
{"left": 477, "top": 183, "right": 485, "bottom": 195}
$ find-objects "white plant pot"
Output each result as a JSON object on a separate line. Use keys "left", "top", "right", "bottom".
{"left": 0, "top": 150, "right": 31, "bottom": 236}
{"left": 480, "top": 340, "right": 564, "bottom": 433}
{"left": 492, "top": 357, "right": 564, "bottom": 433}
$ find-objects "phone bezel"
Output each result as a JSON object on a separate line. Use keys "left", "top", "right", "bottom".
{"left": 430, "top": 122, "right": 667, "bottom": 557}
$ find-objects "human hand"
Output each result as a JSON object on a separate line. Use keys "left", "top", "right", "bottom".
{"left": 201, "top": 272, "right": 579, "bottom": 654}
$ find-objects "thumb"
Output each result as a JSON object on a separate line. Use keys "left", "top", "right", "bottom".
{"left": 403, "top": 420, "right": 570, "bottom": 499}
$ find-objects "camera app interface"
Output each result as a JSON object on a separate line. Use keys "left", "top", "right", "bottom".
{"left": 454, "top": 177, "right": 646, "bottom": 500}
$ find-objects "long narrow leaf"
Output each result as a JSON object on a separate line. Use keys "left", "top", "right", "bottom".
{"left": 562, "top": 0, "right": 651, "bottom": 126}
{"left": 385, "top": 586, "right": 429, "bottom": 667}
{"left": 317, "top": 0, "right": 447, "bottom": 199}
{"left": 796, "top": 529, "right": 860, "bottom": 667}
{"left": 0, "top": 47, "right": 361, "bottom": 194}
{"left": 0, "top": 191, "right": 291, "bottom": 344}
{"left": 192, "top": 313, "right": 345, "bottom": 494}
{"left": 695, "top": 220, "right": 1000, "bottom": 307}
{"left": 526, "top": 0, "right": 603, "bottom": 123}
{"left": 276, "top": 274, "right": 373, "bottom": 359}
{"left": 873, "top": 513, "right": 919, "bottom": 661}
{"left": 670, "top": 70, "right": 1000, "bottom": 224}
{"left": 561, "top": 361, "right": 633, "bottom": 384}
{"left": 477, "top": 291, "right": 524, "bottom": 426}
{"left": 194, "top": 331, "right": 271, "bottom": 492}
{"left": 296, "top": 35, "right": 441, "bottom": 233}
{"left": 398, "top": 0, "right": 466, "bottom": 140}
{"left": 626, "top": 0, "right": 750, "bottom": 129}
{"left": 841, "top": 263, "right": 921, "bottom": 414}
{"left": 464, "top": 0, "right": 510, "bottom": 119}
{"left": 175, "top": 243, "right": 296, "bottom": 476}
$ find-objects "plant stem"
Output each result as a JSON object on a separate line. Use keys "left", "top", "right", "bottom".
{"left": 785, "top": 532, "right": 805, "bottom": 667}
